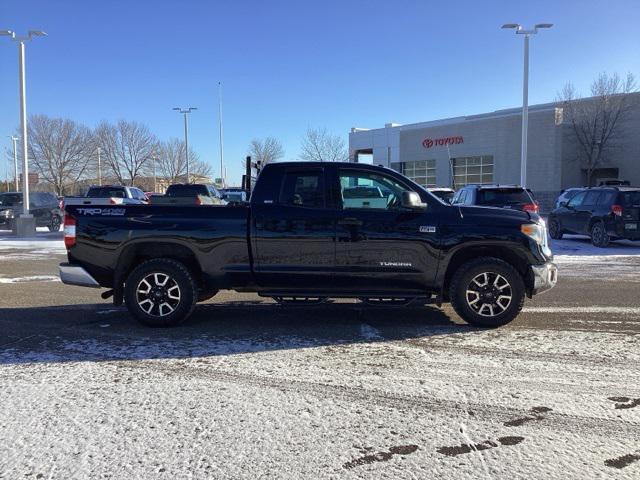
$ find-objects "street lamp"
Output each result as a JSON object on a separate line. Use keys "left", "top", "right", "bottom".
{"left": 1, "top": 29, "right": 47, "bottom": 235}
{"left": 173, "top": 107, "right": 197, "bottom": 184}
{"left": 502, "top": 23, "right": 553, "bottom": 188}
{"left": 8, "top": 136, "right": 19, "bottom": 191}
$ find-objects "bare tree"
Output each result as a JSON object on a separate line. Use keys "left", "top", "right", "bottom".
{"left": 94, "top": 120, "right": 159, "bottom": 186}
{"left": 300, "top": 127, "right": 348, "bottom": 162}
{"left": 247, "top": 137, "right": 284, "bottom": 167}
{"left": 155, "top": 138, "right": 211, "bottom": 184}
{"left": 558, "top": 72, "right": 637, "bottom": 185}
{"left": 27, "top": 114, "right": 94, "bottom": 195}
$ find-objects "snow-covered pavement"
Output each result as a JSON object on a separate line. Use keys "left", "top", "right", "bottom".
{"left": 1, "top": 230, "right": 640, "bottom": 479}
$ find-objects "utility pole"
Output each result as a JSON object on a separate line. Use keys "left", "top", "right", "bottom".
{"left": 9, "top": 136, "right": 18, "bottom": 191}
{"left": 97, "top": 147, "right": 102, "bottom": 186}
{"left": 1, "top": 29, "right": 47, "bottom": 236}
{"left": 501, "top": 23, "right": 553, "bottom": 188}
{"left": 218, "top": 82, "right": 225, "bottom": 187}
{"left": 173, "top": 107, "right": 197, "bottom": 184}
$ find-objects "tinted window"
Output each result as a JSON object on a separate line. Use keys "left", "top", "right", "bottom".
{"left": 568, "top": 191, "right": 587, "bottom": 207}
{"left": 339, "top": 170, "right": 412, "bottom": 210}
{"left": 165, "top": 185, "right": 208, "bottom": 197}
{"left": 620, "top": 191, "right": 640, "bottom": 207}
{"left": 431, "top": 191, "right": 455, "bottom": 203}
{"left": 87, "top": 187, "right": 127, "bottom": 198}
{"left": 477, "top": 188, "right": 532, "bottom": 206}
{"left": 279, "top": 171, "right": 325, "bottom": 208}
{"left": 582, "top": 191, "right": 601, "bottom": 206}
{"left": 0, "top": 193, "right": 22, "bottom": 206}
{"left": 597, "top": 191, "right": 616, "bottom": 206}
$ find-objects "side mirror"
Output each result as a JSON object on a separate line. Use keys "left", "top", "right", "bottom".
{"left": 401, "top": 191, "right": 426, "bottom": 209}
{"left": 560, "top": 201, "right": 569, "bottom": 208}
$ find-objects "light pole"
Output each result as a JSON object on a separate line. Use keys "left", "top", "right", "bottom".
{"left": 97, "top": 147, "right": 102, "bottom": 186}
{"left": 501, "top": 23, "right": 553, "bottom": 188}
{"left": 218, "top": 82, "right": 225, "bottom": 187}
{"left": 1, "top": 29, "right": 47, "bottom": 235}
{"left": 8, "top": 136, "right": 19, "bottom": 191}
{"left": 173, "top": 107, "right": 197, "bottom": 183}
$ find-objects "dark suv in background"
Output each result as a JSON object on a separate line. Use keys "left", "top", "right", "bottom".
{"left": 452, "top": 185, "right": 539, "bottom": 213}
{"left": 0, "top": 191, "right": 63, "bottom": 231}
{"left": 549, "top": 186, "right": 640, "bottom": 247}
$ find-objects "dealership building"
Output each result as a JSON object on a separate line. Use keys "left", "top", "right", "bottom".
{"left": 349, "top": 93, "right": 640, "bottom": 210}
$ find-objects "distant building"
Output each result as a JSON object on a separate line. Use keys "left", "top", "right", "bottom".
{"left": 349, "top": 93, "right": 640, "bottom": 210}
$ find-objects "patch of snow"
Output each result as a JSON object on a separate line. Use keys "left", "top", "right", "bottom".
{"left": 0, "top": 275, "right": 60, "bottom": 284}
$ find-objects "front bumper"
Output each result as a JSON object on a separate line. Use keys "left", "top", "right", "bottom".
{"left": 59, "top": 263, "right": 101, "bottom": 288}
{"left": 531, "top": 261, "right": 558, "bottom": 295}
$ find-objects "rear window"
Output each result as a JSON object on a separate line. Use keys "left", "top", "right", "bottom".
{"left": 165, "top": 185, "right": 208, "bottom": 197}
{"left": 87, "top": 187, "right": 127, "bottom": 198}
{"left": 477, "top": 188, "right": 532, "bottom": 206}
{"left": 619, "top": 191, "right": 640, "bottom": 207}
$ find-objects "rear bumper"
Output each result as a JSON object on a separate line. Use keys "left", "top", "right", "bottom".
{"left": 59, "top": 263, "right": 101, "bottom": 288}
{"left": 531, "top": 261, "right": 557, "bottom": 295}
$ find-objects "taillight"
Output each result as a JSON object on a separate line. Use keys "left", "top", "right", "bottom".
{"left": 523, "top": 203, "right": 539, "bottom": 213}
{"left": 611, "top": 204, "right": 623, "bottom": 217}
{"left": 195, "top": 197, "right": 202, "bottom": 205}
{"left": 63, "top": 214, "right": 76, "bottom": 249}
{"left": 109, "top": 197, "right": 117, "bottom": 205}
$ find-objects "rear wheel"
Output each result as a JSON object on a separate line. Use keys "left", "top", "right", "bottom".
{"left": 590, "top": 221, "right": 610, "bottom": 248}
{"left": 548, "top": 219, "right": 563, "bottom": 240}
{"left": 124, "top": 258, "right": 197, "bottom": 327}
{"left": 449, "top": 257, "right": 525, "bottom": 328}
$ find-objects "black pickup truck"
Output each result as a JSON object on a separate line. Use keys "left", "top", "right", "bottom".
{"left": 59, "top": 162, "right": 557, "bottom": 327}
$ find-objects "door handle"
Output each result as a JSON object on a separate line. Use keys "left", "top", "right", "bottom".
{"left": 338, "top": 217, "right": 363, "bottom": 226}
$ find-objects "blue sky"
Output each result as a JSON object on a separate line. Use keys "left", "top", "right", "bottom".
{"left": 1, "top": 0, "right": 639, "bottom": 184}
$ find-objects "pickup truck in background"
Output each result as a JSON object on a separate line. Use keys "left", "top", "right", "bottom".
{"left": 59, "top": 162, "right": 557, "bottom": 328}
{"left": 64, "top": 185, "right": 149, "bottom": 206}
{"left": 149, "top": 183, "right": 226, "bottom": 206}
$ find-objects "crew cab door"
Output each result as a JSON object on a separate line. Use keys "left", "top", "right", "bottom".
{"left": 333, "top": 167, "right": 440, "bottom": 293}
{"left": 251, "top": 167, "right": 335, "bottom": 289}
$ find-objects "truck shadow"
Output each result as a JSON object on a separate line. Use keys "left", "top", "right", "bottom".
{"left": 0, "top": 301, "right": 478, "bottom": 366}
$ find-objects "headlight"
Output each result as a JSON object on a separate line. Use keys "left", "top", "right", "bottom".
{"left": 521, "top": 222, "right": 552, "bottom": 256}
{"left": 521, "top": 223, "right": 545, "bottom": 244}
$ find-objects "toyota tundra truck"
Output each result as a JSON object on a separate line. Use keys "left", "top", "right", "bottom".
{"left": 59, "top": 162, "right": 557, "bottom": 327}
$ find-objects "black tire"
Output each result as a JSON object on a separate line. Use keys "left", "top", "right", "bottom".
{"left": 197, "top": 287, "right": 219, "bottom": 302}
{"left": 548, "top": 219, "right": 563, "bottom": 240}
{"left": 449, "top": 257, "right": 525, "bottom": 328}
{"left": 48, "top": 214, "right": 62, "bottom": 232}
{"left": 124, "top": 258, "right": 197, "bottom": 327}
{"left": 590, "top": 221, "right": 610, "bottom": 248}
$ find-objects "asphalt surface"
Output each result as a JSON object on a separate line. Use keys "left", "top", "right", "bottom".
{"left": 1, "top": 234, "right": 639, "bottom": 479}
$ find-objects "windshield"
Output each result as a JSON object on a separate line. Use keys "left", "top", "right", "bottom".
{"left": 477, "top": 188, "right": 533, "bottom": 206}
{"left": 166, "top": 185, "right": 208, "bottom": 197}
{"left": 431, "top": 191, "right": 455, "bottom": 203}
{"left": 0, "top": 194, "right": 22, "bottom": 206}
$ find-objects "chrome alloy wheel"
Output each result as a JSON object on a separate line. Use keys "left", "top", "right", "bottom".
{"left": 135, "top": 272, "right": 181, "bottom": 317}
{"left": 465, "top": 272, "right": 513, "bottom": 317}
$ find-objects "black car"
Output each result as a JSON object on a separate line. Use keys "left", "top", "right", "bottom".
{"left": 0, "top": 191, "right": 63, "bottom": 231}
{"left": 548, "top": 186, "right": 640, "bottom": 247}
{"left": 451, "top": 185, "right": 539, "bottom": 214}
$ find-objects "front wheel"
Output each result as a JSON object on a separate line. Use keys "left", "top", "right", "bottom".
{"left": 48, "top": 214, "right": 62, "bottom": 232}
{"left": 449, "top": 257, "right": 525, "bottom": 328}
{"left": 124, "top": 258, "right": 197, "bottom": 327}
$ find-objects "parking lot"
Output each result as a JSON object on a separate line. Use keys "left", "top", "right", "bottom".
{"left": 1, "top": 231, "right": 640, "bottom": 479}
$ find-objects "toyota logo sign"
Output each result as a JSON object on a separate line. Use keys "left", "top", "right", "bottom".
{"left": 422, "top": 136, "right": 464, "bottom": 148}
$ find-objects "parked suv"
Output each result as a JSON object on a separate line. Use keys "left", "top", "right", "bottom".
{"left": 0, "top": 191, "right": 63, "bottom": 231}
{"left": 548, "top": 186, "right": 640, "bottom": 247}
{"left": 452, "top": 185, "right": 539, "bottom": 213}
{"left": 150, "top": 184, "right": 226, "bottom": 205}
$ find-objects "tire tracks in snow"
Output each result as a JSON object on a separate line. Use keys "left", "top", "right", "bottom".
{"left": 120, "top": 360, "right": 640, "bottom": 439}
